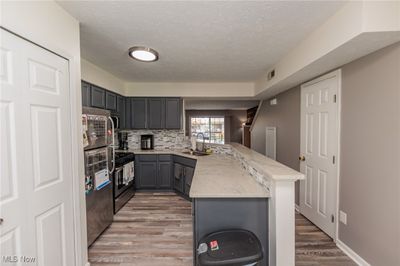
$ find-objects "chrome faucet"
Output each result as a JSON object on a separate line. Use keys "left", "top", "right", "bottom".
{"left": 196, "top": 132, "right": 206, "bottom": 152}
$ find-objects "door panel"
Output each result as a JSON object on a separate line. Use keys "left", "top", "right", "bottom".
{"left": 165, "top": 98, "right": 181, "bottom": 129}
{"left": 138, "top": 162, "right": 157, "bottom": 189}
{"left": 300, "top": 70, "right": 339, "bottom": 239}
{"left": 0, "top": 29, "right": 75, "bottom": 264}
{"left": 131, "top": 98, "right": 147, "bottom": 129}
{"left": 148, "top": 98, "right": 165, "bottom": 129}
{"left": 158, "top": 162, "right": 172, "bottom": 189}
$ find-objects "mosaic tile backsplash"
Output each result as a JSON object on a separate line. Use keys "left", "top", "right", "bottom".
{"left": 124, "top": 130, "right": 191, "bottom": 150}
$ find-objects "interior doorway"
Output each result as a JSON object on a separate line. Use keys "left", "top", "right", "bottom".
{"left": 299, "top": 70, "right": 341, "bottom": 239}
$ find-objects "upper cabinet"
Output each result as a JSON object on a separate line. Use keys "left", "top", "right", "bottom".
{"left": 105, "top": 91, "right": 117, "bottom": 111}
{"left": 81, "top": 81, "right": 91, "bottom": 107}
{"left": 148, "top": 98, "right": 165, "bottom": 129}
{"left": 127, "top": 97, "right": 182, "bottom": 130}
{"left": 117, "top": 95, "right": 126, "bottom": 129}
{"left": 90, "top": 85, "right": 106, "bottom": 109}
{"left": 130, "top": 98, "right": 147, "bottom": 129}
{"left": 81, "top": 81, "right": 182, "bottom": 130}
{"left": 165, "top": 98, "right": 182, "bottom": 129}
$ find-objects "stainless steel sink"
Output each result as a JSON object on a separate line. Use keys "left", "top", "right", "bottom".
{"left": 181, "top": 151, "right": 210, "bottom": 156}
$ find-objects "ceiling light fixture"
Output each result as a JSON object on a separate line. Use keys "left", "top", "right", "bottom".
{"left": 128, "top": 46, "right": 159, "bottom": 62}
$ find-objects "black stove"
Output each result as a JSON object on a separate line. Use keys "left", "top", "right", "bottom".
{"left": 115, "top": 152, "right": 135, "bottom": 167}
{"left": 113, "top": 152, "right": 135, "bottom": 214}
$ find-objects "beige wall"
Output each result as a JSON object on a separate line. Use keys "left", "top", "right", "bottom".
{"left": 251, "top": 42, "right": 400, "bottom": 265}
{"left": 185, "top": 110, "right": 247, "bottom": 144}
{"left": 250, "top": 87, "right": 301, "bottom": 204}
{"left": 339, "top": 42, "right": 400, "bottom": 266}
{"left": 81, "top": 59, "right": 125, "bottom": 95}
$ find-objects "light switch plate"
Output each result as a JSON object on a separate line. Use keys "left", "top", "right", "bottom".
{"left": 339, "top": 210, "right": 347, "bottom": 225}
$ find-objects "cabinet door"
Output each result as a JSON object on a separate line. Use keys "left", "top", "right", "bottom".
{"left": 125, "top": 97, "right": 131, "bottom": 129}
{"left": 158, "top": 161, "right": 172, "bottom": 189}
{"left": 81, "top": 81, "right": 91, "bottom": 107}
{"left": 137, "top": 161, "right": 157, "bottom": 189}
{"left": 91, "top": 85, "right": 106, "bottom": 108}
{"left": 117, "top": 95, "right": 125, "bottom": 129}
{"left": 148, "top": 98, "right": 165, "bottom": 129}
{"left": 173, "top": 163, "right": 184, "bottom": 193}
{"left": 105, "top": 91, "right": 117, "bottom": 110}
{"left": 165, "top": 98, "right": 181, "bottom": 129}
{"left": 184, "top": 166, "right": 195, "bottom": 196}
{"left": 131, "top": 98, "right": 147, "bottom": 129}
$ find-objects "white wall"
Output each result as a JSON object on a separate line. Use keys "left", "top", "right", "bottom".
{"left": 81, "top": 59, "right": 125, "bottom": 95}
{"left": 1, "top": 1, "right": 88, "bottom": 265}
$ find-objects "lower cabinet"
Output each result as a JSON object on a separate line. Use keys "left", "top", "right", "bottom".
{"left": 136, "top": 154, "right": 196, "bottom": 200}
{"left": 158, "top": 161, "right": 173, "bottom": 189}
{"left": 136, "top": 155, "right": 173, "bottom": 190}
{"left": 137, "top": 161, "right": 157, "bottom": 189}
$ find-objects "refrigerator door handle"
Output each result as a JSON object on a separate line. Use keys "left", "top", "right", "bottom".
{"left": 108, "top": 116, "right": 116, "bottom": 174}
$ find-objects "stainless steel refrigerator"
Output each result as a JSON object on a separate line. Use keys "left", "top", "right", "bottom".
{"left": 82, "top": 107, "right": 115, "bottom": 247}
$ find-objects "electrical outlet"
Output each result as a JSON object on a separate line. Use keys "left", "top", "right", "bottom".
{"left": 339, "top": 210, "right": 347, "bottom": 225}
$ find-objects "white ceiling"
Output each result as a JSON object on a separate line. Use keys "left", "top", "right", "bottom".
{"left": 58, "top": 1, "right": 345, "bottom": 82}
{"left": 185, "top": 99, "right": 259, "bottom": 110}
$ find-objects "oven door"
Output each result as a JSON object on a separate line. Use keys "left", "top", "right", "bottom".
{"left": 113, "top": 165, "right": 124, "bottom": 197}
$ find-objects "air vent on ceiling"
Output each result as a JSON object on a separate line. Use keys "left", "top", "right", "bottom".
{"left": 267, "top": 69, "right": 275, "bottom": 81}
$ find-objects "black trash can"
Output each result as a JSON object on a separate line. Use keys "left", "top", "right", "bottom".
{"left": 197, "top": 229, "right": 263, "bottom": 266}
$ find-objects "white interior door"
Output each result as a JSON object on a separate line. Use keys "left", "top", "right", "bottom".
{"left": 0, "top": 29, "right": 75, "bottom": 265}
{"left": 299, "top": 70, "right": 340, "bottom": 239}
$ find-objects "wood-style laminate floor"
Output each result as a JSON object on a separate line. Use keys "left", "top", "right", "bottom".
{"left": 88, "top": 192, "right": 355, "bottom": 266}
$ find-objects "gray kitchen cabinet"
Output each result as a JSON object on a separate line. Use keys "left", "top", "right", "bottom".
{"left": 117, "top": 95, "right": 125, "bottom": 129}
{"left": 158, "top": 161, "right": 172, "bottom": 189}
{"left": 130, "top": 98, "right": 147, "bottom": 129}
{"left": 81, "top": 81, "right": 91, "bottom": 107}
{"left": 105, "top": 91, "right": 117, "bottom": 111}
{"left": 184, "top": 166, "right": 194, "bottom": 196}
{"left": 173, "top": 156, "right": 196, "bottom": 199}
{"left": 137, "top": 161, "right": 157, "bottom": 189}
{"left": 148, "top": 98, "right": 165, "bottom": 129}
{"left": 90, "top": 85, "right": 106, "bottom": 108}
{"left": 173, "top": 163, "right": 184, "bottom": 193}
{"left": 136, "top": 155, "right": 174, "bottom": 190}
{"left": 165, "top": 98, "right": 181, "bottom": 129}
{"left": 125, "top": 98, "right": 131, "bottom": 129}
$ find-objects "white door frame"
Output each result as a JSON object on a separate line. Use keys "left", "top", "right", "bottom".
{"left": 300, "top": 69, "right": 342, "bottom": 241}
{"left": 1, "top": 27, "right": 87, "bottom": 265}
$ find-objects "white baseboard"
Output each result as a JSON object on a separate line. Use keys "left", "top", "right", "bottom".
{"left": 85, "top": 262, "right": 90, "bottom": 266}
{"left": 295, "top": 204, "right": 300, "bottom": 212}
{"left": 336, "top": 239, "right": 370, "bottom": 266}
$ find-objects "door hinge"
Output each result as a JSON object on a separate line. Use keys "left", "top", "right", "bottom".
{"left": 333, "top": 94, "right": 337, "bottom": 103}
{"left": 333, "top": 155, "right": 336, "bottom": 164}
{"left": 331, "top": 214, "right": 335, "bottom": 223}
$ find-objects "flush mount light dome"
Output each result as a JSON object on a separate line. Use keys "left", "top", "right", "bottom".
{"left": 128, "top": 46, "right": 159, "bottom": 62}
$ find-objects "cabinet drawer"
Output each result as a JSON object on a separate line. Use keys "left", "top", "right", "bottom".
{"left": 138, "top": 154, "right": 157, "bottom": 162}
{"left": 158, "top": 155, "right": 172, "bottom": 162}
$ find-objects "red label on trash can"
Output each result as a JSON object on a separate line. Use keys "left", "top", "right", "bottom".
{"left": 210, "top": 240, "right": 219, "bottom": 251}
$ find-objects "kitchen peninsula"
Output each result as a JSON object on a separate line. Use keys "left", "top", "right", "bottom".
{"left": 125, "top": 142, "right": 304, "bottom": 266}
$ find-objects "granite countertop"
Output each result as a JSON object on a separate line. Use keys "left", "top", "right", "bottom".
{"left": 230, "top": 143, "right": 305, "bottom": 182}
{"left": 189, "top": 153, "right": 269, "bottom": 198}
{"left": 116, "top": 143, "right": 303, "bottom": 198}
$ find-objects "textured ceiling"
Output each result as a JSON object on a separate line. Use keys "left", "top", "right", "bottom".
{"left": 58, "top": 1, "right": 345, "bottom": 82}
